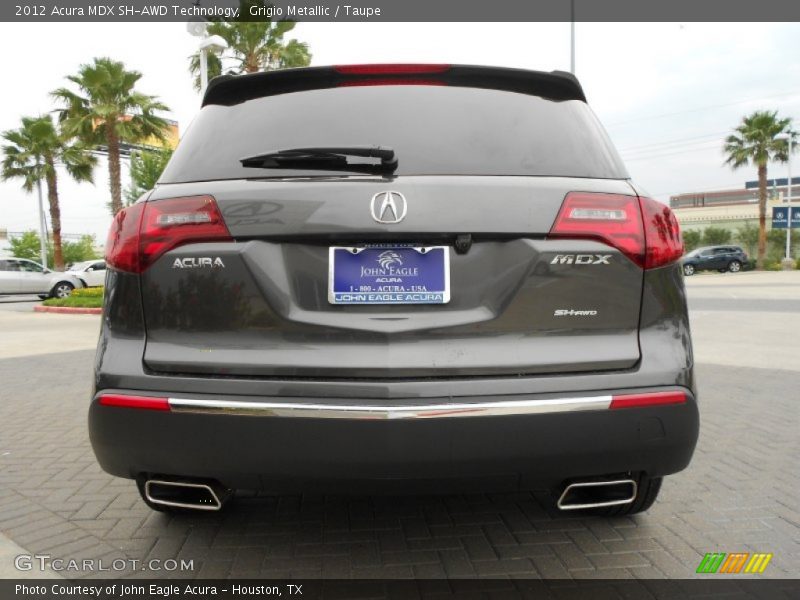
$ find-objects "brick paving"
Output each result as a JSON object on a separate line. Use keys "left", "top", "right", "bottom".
{"left": 0, "top": 350, "right": 797, "bottom": 580}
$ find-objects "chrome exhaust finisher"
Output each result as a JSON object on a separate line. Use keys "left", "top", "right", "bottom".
{"left": 144, "top": 479, "right": 230, "bottom": 511}
{"left": 557, "top": 479, "right": 637, "bottom": 511}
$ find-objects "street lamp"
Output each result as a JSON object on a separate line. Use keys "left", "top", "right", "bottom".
{"left": 775, "top": 132, "right": 794, "bottom": 263}
{"left": 186, "top": 21, "right": 228, "bottom": 95}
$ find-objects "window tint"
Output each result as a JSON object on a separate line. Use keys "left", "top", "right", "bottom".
{"left": 93, "top": 262, "right": 106, "bottom": 271}
{"left": 4, "top": 260, "right": 21, "bottom": 272}
{"left": 162, "top": 86, "right": 627, "bottom": 182}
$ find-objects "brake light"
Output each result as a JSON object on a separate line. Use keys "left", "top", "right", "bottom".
{"left": 105, "top": 195, "right": 231, "bottom": 274}
{"left": 609, "top": 391, "right": 687, "bottom": 410}
{"left": 105, "top": 202, "right": 145, "bottom": 273}
{"left": 334, "top": 64, "right": 451, "bottom": 75}
{"left": 548, "top": 193, "right": 684, "bottom": 269}
{"left": 639, "top": 196, "right": 684, "bottom": 269}
{"left": 338, "top": 78, "right": 446, "bottom": 87}
{"left": 98, "top": 394, "right": 170, "bottom": 411}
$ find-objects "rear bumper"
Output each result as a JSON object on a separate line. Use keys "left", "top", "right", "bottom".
{"left": 89, "top": 387, "right": 699, "bottom": 493}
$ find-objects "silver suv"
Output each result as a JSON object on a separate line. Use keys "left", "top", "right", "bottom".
{"left": 0, "top": 258, "right": 83, "bottom": 298}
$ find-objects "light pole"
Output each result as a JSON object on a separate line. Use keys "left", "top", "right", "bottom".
{"left": 570, "top": 0, "right": 575, "bottom": 74}
{"left": 186, "top": 20, "right": 228, "bottom": 96}
{"left": 775, "top": 132, "right": 794, "bottom": 263}
{"left": 35, "top": 157, "right": 48, "bottom": 270}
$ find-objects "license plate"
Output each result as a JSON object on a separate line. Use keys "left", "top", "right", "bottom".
{"left": 328, "top": 245, "right": 450, "bottom": 305}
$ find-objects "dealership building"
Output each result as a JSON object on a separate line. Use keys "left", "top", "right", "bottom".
{"left": 670, "top": 177, "right": 800, "bottom": 232}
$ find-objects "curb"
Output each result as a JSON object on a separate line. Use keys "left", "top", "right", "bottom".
{"left": 34, "top": 305, "right": 102, "bottom": 315}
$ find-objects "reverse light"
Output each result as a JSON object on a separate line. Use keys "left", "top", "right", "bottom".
{"left": 609, "top": 391, "right": 687, "bottom": 410}
{"left": 105, "top": 195, "right": 231, "bottom": 274}
{"left": 548, "top": 193, "right": 684, "bottom": 269}
{"left": 98, "top": 394, "right": 170, "bottom": 411}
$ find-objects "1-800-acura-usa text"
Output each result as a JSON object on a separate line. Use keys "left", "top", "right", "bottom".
{"left": 90, "top": 64, "right": 698, "bottom": 514}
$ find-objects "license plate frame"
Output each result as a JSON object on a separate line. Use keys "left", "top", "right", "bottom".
{"left": 328, "top": 245, "right": 450, "bottom": 305}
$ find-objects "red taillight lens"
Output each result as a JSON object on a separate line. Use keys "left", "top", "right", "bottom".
{"left": 98, "top": 394, "right": 170, "bottom": 411}
{"left": 105, "top": 195, "right": 231, "bottom": 274}
{"left": 549, "top": 193, "right": 645, "bottom": 266}
{"left": 639, "top": 196, "right": 684, "bottom": 269}
{"left": 334, "top": 64, "right": 451, "bottom": 75}
{"left": 548, "top": 193, "right": 684, "bottom": 270}
{"left": 609, "top": 391, "right": 687, "bottom": 410}
{"left": 105, "top": 202, "right": 145, "bottom": 273}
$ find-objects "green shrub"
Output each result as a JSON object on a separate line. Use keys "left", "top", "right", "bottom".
{"left": 743, "top": 259, "right": 757, "bottom": 271}
{"left": 682, "top": 230, "right": 702, "bottom": 252}
{"left": 42, "top": 295, "right": 103, "bottom": 308}
{"left": 71, "top": 286, "right": 104, "bottom": 298}
{"left": 763, "top": 261, "right": 783, "bottom": 271}
{"left": 702, "top": 226, "right": 732, "bottom": 246}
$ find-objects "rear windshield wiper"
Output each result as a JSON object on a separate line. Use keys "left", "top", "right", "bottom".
{"left": 240, "top": 146, "right": 398, "bottom": 175}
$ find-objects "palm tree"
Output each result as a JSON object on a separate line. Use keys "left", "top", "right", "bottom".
{"left": 1, "top": 115, "right": 96, "bottom": 270}
{"left": 124, "top": 147, "right": 174, "bottom": 207}
{"left": 724, "top": 110, "right": 796, "bottom": 268}
{"left": 188, "top": 20, "right": 311, "bottom": 90}
{"left": 52, "top": 57, "right": 171, "bottom": 216}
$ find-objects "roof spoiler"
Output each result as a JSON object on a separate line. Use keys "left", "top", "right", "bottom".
{"left": 202, "top": 64, "right": 586, "bottom": 107}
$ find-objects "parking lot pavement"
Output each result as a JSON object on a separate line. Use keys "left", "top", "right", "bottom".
{"left": 0, "top": 272, "right": 798, "bottom": 580}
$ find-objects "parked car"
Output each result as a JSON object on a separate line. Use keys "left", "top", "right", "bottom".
{"left": 0, "top": 258, "right": 83, "bottom": 298}
{"left": 67, "top": 260, "right": 106, "bottom": 287}
{"left": 682, "top": 245, "right": 748, "bottom": 276}
{"left": 90, "top": 64, "right": 698, "bottom": 515}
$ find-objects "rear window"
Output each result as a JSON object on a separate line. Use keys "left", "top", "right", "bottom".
{"left": 161, "top": 85, "right": 627, "bottom": 183}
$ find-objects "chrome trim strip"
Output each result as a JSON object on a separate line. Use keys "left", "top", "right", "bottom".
{"left": 144, "top": 479, "right": 222, "bottom": 511}
{"left": 557, "top": 479, "right": 637, "bottom": 511}
{"left": 167, "top": 395, "right": 613, "bottom": 419}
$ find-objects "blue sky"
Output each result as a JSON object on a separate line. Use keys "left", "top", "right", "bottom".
{"left": 1, "top": 22, "right": 799, "bottom": 242}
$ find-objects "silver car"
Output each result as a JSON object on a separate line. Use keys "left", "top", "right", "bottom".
{"left": 66, "top": 260, "right": 107, "bottom": 288}
{"left": 0, "top": 258, "right": 84, "bottom": 298}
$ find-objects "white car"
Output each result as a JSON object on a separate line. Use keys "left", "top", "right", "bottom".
{"left": 67, "top": 260, "right": 107, "bottom": 288}
{"left": 0, "top": 258, "right": 84, "bottom": 298}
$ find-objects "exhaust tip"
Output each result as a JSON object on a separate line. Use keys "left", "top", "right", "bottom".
{"left": 557, "top": 478, "right": 637, "bottom": 511}
{"left": 144, "top": 479, "right": 229, "bottom": 511}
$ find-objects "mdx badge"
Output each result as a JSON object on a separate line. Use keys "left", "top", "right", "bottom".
{"left": 550, "top": 254, "right": 611, "bottom": 265}
{"left": 371, "top": 191, "right": 407, "bottom": 224}
{"left": 172, "top": 257, "right": 226, "bottom": 269}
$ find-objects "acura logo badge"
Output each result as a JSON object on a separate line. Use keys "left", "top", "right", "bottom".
{"left": 370, "top": 191, "right": 407, "bottom": 224}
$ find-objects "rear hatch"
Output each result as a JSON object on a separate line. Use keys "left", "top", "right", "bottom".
{"left": 108, "top": 65, "right": 681, "bottom": 379}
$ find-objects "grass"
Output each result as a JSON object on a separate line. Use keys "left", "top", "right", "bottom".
{"left": 42, "top": 286, "right": 104, "bottom": 308}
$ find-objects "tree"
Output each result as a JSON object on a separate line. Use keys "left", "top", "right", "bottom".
{"left": 52, "top": 57, "right": 171, "bottom": 216}
{"left": 188, "top": 15, "right": 311, "bottom": 91}
{"left": 682, "top": 230, "right": 701, "bottom": 253}
{"left": 1, "top": 115, "right": 96, "bottom": 269}
{"left": 9, "top": 231, "right": 99, "bottom": 267}
{"left": 8, "top": 231, "right": 42, "bottom": 261}
{"left": 124, "top": 147, "right": 173, "bottom": 207}
{"left": 724, "top": 110, "right": 796, "bottom": 268}
{"left": 702, "top": 226, "right": 732, "bottom": 246}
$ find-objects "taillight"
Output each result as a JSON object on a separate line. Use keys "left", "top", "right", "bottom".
{"left": 609, "top": 391, "right": 687, "bottom": 410}
{"left": 105, "top": 201, "right": 145, "bottom": 273}
{"left": 105, "top": 195, "right": 231, "bottom": 274}
{"left": 334, "top": 64, "right": 451, "bottom": 75}
{"left": 548, "top": 193, "right": 684, "bottom": 269}
{"left": 639, "top": 196, "right": 684, "bottom": 269}
{"left": 98, "top": 394, "right": 170, "bottom": 411}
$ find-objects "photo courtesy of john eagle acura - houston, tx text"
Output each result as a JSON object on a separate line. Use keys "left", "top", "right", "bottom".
{"left": 90, "top": 63, "right": 697, "bottom": 515}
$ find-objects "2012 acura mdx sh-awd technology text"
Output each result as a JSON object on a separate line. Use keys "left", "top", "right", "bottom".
{"left": 90, "top": 64, "right": 698, "bottom": 514}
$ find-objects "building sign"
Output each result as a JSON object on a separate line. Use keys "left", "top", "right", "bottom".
{"left": 771, "top": 206, "right": 800, "bottom": 229}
